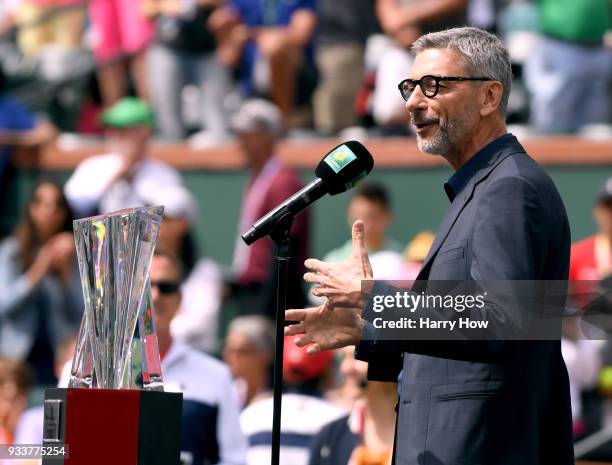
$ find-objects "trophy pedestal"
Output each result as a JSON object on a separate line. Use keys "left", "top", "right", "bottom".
{"left": 42, "top": 388, "right": 182, "bottom": 465}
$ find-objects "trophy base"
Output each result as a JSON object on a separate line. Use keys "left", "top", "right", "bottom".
{"left": 42, "top": 388, "right": 182, "bottom": 465}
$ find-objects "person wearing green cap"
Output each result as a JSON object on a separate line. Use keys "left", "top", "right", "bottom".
{"left": 64, "top": 97, "right": 183, "bottom": 218}
{"left": 100, "top": 96, "right": 156, "bottom": 129}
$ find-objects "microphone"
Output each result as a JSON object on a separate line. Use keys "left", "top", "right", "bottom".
{"left": 241, "top": 140, "right": 374, "bottom": 245}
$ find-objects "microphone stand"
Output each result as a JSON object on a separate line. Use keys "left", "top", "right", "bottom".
{"left": 268, "top": 213, "right": 294, "bottom": 465}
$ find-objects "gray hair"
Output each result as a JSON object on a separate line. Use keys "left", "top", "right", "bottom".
{"left": 227, "top": 316, "right": 275, "bottom": 353}
{"left": 411, "top": 27, "right": 512, "bottom": 115}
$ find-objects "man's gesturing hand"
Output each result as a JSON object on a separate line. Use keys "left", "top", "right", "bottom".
{"left": 305, "top": 220, "right": 373, "bottom": 308}
{"left": 285, "top": 302, "right": 364, "bottom": 354}
{"left": 284, "top": 221, "right": 373, "bottom": 355}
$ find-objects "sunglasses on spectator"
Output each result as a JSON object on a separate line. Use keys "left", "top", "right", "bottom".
{"left": 398, "top": 75, "right": 494, "bottom": 100}
{"left": 151, "top": 281, "right": 180, "bottom": 295}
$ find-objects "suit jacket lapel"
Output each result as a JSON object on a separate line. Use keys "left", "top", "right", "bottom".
{"left": 416, "top": 139, "right": 527, "bottom": 280}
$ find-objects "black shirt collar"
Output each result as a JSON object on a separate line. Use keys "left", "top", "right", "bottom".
{"left": 444, "top": 133, "right": 514, "bottom": 202}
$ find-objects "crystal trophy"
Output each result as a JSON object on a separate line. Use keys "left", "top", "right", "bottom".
{"left": 43, "top": 206, "right": 183, "bottom": 465}
{"left": 69, "top": 206, "right": 164, "bottom": 389}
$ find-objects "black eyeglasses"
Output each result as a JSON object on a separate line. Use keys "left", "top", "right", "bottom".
{"left": 151, "top": 281, "right": 180, "bottom": 295}
{"left": 398, "top": 75, "right": 494, "bottom": 100}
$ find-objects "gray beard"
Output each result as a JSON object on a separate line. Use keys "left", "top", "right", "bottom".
{"left": 416, "top": 117, "right": 468, "bottom": 157}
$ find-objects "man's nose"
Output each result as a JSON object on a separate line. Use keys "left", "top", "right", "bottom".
{"left": 405, "top": 85, "right": 428, "bottom": 114}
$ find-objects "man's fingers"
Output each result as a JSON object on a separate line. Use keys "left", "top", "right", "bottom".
{"left": 305, "top": 258, "right": 333, "bottom": 274}
{"left": 285, "top": 308, "right": 307, "bottom": 322}
{"left": 311, "top": 286, "right": 332, "bottom": 297}
{"left": 284, "top": 322, "right": 305, "bottom": 336}
{"left": 304, "top": 272, "right": 328, "bottom": 284}
{"left": 294, "top": 334, "right": 313, "bottom": 347}
{"left": 306, "top": 343, "right": 322, "bottom": 355}
{"left": 312, "top": 287, "right": 342, "bottom": 300}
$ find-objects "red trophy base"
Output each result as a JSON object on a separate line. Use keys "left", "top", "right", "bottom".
{"left": 42, "top": 387, "right": 182, "bottom": 465}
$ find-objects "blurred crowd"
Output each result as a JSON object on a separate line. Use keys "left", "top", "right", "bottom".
{"left": 0, "top": 92, "right": 435, "bottom": 465}
{"left": 0, "top": 0, "right": 610, "bottom": 143}
{"left": 0, "top": 0, "right": 611, "bottom": 464}
{"left": 0, "top": 93, "right": 611, "bottom": 463}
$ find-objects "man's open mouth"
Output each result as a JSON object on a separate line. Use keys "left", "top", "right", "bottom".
{"left": 414, "top": 121, "right": 437, "bottom": 132}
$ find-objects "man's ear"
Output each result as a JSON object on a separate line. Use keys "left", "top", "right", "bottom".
{"left": 480, "top": 81, "right": 504, "bottom": 117}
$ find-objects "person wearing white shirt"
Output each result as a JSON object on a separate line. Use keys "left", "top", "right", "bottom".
{"left": 0, "top": 0, "right": 18, "bottom": 35}
{"left": 561, "top": 336, "right": 601, "bottom": 436}
{"left": 240, "top": 335, "right": 345, "bottom": 465}
{"left": 141, "top": 183, "right": 223, "bottom": 354}
{"left": 309, "top": 183, "right": 404, "bottom": 306}
{"left": 151, "top": 248, "right": 247, "bottom": 465}
{"left": 223, "top": 315, "right": 275, "bottom": 408}
{"left": 64, "top": 97, "right": 183, "bottom": 217}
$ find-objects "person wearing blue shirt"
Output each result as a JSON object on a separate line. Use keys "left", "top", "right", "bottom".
{"left": 210, "top": 0, "right": 316, "bottom": 122}
{"left": 0, "top": 68, "right": 55, "bottom": 233}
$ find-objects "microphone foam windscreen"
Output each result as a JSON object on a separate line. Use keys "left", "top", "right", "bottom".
{"left": 314, "top": 141, "right": 374, "bottom": 195}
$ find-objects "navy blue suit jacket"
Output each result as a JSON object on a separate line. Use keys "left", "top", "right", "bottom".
{"left": 356, "top": 134, "right": 574, "bottom": 465}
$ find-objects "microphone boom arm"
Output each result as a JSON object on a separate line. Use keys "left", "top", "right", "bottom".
{"left": 241, "top": 177, "right": 327, "bottom": 245}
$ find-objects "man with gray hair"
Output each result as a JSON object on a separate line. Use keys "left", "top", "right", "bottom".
{"left": 285, "top": 27, "right": 574, "bottom": 464}
{"left": 224, "top": 315, "right": 275, "bottom": 407}
{"left": 229, "top": 99, "right": 310, "bottom": 318}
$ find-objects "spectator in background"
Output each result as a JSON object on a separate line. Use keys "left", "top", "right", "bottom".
{"left": 0, "top": 359, "right": 32, "bottom": 445}
{"left": 560, "top": 324, "right": 601, "bottom": 439}
{"left": 570, "top": 177, "right": 612, "bottom": 283}
{"left": 223, "top": 315, "right": 275, "bottom": 408}
{"left": 88, "top": 0, "right": 154, "bottom": 106}
{"left": 144, "top": 0, "right": 233, "bottom": 144}
{"left": 152, "top": 248, "right": 247, "bottom": 465}
{"left": 0, "top": 181, "right": 82, "bottom": 385}
{"left": 312, "top": 0, "right": 379, "bottom": 135}
{"left": 240, "top": 335, "right": 345, "bottom": 465}
{"left": 310, "top": 182, "right": 403, "bottom": 306}
{"left": 15, "top": 0, "right": 85, "bottom": 59}
{"left": 467, "top": 0, "right": 497, "bottom": 32}
{"left": 325, "top": 347, "right": 369, "bottom": 413}
{"left": 569, "top": 177, "right": 612, "bottom": 435}
{"left": 525, "top": 0, "right": 612, "bottom": 133}
{"left": 229, "top": 99, "right": 309, "bottom": 317}
{"left": 13, "top": 1, "right": 89, "bottom": 134}
{"left": 372, "top": 0, "right": 467, "bottom": 128}
{"left": 209, "top": 0, "right": 316, "bottom": 123}
{"left": 400, "top": 230, "right": 435, "bottom": 280}
{"left": 64, "top": 97, "right": 183, "bottom": 218}
{"left": 0, "top": 1, "right": 18, "bottom": 37}
{"left": 0, "top": 67, "right": 55, "bottom": 193}
{"left": 142, "top": 183, "right": 224, "bottom": 354}
{"left": 13, "top": 335, "right": 76, "bottom": 449}
{"left": 309, "top": 347, "right": 397, "bottom": 465}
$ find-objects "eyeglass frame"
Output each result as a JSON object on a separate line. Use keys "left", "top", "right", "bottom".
{"left": 397, "top": 75, "right": 495, "bottom": 100}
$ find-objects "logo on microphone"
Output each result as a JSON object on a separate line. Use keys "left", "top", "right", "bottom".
{"left": 323, "top": 145, "right": 357, "bottom": 173}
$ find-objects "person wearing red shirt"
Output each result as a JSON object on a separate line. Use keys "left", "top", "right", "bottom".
{"left": 229, "top": 99, "right": 309, "bottom": 317}
{"left": 567, "top": 177, "right": 612, "bottom": 438}
{"left": 570, "top": 177, "right": 612, "bottom": 289}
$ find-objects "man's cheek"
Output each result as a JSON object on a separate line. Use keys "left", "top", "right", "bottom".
{"left": 153, "top": 310, "right": 166, "bottom": 325}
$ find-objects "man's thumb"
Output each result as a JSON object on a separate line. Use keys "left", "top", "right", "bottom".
{"left": 351, "top": 220, "right": 367, "bottom": 259}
